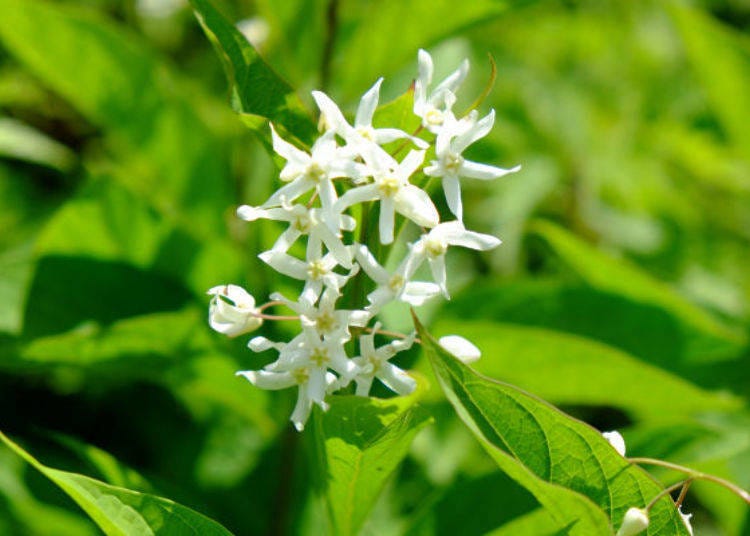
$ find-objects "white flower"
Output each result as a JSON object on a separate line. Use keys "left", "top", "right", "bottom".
{"left": 351, "top": 323, "right": 417, "bottom": 396}
{"left": 334, "top": 146, "right": 438, "bottom": 244}
{"left": 603, "top": 431, "right": 627, "bottom": 457}
{"left": 263, "top": 125, "right": 363, "bottom": 212}
{"left": 439, "top": 335, "right": 481, "bottom": 363}
{"left": 258, "top": 246, "right": 358, "bottom": 303}
{"left": 355, "top": 244, "right": 441, "bottom": 313}
{"left": 679, "top": 507, "right": 693, "bottom": 536}
{"left": 616, "top": 508, "right": 649, "bottom": 536}
{"left": 207, "top": 285, "right": 263, "bottom": 337}
{"left": 237, "top": 200, "right": 356, "bottom": 268}
{"left": 271, "top": 289, "right": 370, "bottom": 344}
{"left": 407, "top": 221, "right": 501, "bottom": 297}
{"left": 414, "top": 49, "right": 469, "bottom": 133}
{"left": 424, "top": 109, "right": 521, "bottom": 220}
{"left": 312, "top": 80, "right": 427, "bottom": 153}
{"left": 236, "top": 365, "right": 337, "bottom": 432}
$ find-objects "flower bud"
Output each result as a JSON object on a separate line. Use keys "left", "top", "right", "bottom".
{"left": 603, "top": 430, "right": 626, "bottom": 457}
{"left": 207, "top": 285, "right": 263, "bottom": 337}
{"left": 438, "top": 335, "right": 481, "bottom": 363}
{"left": 616, "top": 507, "right": 649, "bottom": 536}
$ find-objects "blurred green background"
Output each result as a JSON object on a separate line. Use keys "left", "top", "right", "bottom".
{"left": 0, "top": 0, "right": 749, "bottom": 534}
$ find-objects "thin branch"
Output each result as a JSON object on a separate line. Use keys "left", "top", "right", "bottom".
{"left": 630, "top": 457, "right": 750, "bottom": 505}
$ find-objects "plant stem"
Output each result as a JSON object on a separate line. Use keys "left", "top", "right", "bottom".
{"left": 646, "top": 480, "right": 688, "bottom": 511}
{"left": 320, "top": 0, "right": 339, "bottom": 91}
{"left": 629, "top": 457, "right": 750, "bottom": 505}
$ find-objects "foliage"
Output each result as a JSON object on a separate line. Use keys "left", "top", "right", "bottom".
{"left": 0, "top": 0, "right": 748, "bottom": 534}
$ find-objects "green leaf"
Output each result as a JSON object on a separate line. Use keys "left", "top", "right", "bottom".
{"left": 530, "top": 220, "right": 746, "bottom": 361}
{"left": 0, "top": 0, "right": 233, "bottom": 236}
{"left": 414, "top": 313, "right": 691, "bottom": 535}
{"left": 671, "top": 6, "right": 750, "bottom": 159}
{"left": 189, "top": 0, "right": 317, "bottom": 144}
{"left": 0, "top": 432, "right": 234, "bottom": 536}
{"left": 427, "top": 320, "right": 741, "bottom": 422}
{"left": 0, "top": 447, "right": 98, "bottom": 536}
{"left": 309, "top": 393, "right": 431, "bottom": 536}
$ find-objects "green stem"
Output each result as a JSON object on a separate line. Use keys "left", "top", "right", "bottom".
{"left": 629, "top": 457, "right": 750, "bottom": 505}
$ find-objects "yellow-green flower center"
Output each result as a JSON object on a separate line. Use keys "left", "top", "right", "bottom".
{"left": 445, "top": 153, "right": 464, "bottom": 173}
{"left": 307, "top": 260, "right": 328, "bottom": 280}
{"left": 310, "top": 346, "right": 329, "bottom": 366}
{"left": 292, "top": 368, "right": 310, "bottom": 384}
{"left": 357, "top": 126, "right": 375, "bottom": 141}
{"left": 388, "top": 274, "right": 405, "bottom": 292}
{"left": 425, "top": 108, "right": 444, "bottom": 126}
{"left": 315, "top": 311, "right": 337, "bottom": 333}
{"left": 306, "top": 162, "right": 326, "bottom": 182}
{"left": 425, "top": 238, "right": 447, "bottom": 258}
{"left": 293, "top": 214, "right": 311, "bottom": 232}
{"left": 378, "top": 176, "right": 401, "bottom": 198}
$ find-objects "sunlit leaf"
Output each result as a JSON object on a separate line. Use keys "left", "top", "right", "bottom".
{"left": 0, "top": 432, "right": 234, "bottom": 536}
{"left": 415, "top": 314, "right": 691, "bottom": 535}
{"left": 427, "top": 320, "right": 741, "bottom": 421}
{"left": 309, "top": 392, "right": 431, "bottom": 535}
{"left": 189, "top": 0, "right": 317, "bottom": 144}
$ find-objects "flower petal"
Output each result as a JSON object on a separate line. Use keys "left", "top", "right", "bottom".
{"left": 355, "top": 77, "right": 383, "bottom": 127}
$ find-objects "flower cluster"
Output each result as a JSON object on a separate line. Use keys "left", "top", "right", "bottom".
{"left": 208, "top": 49, "right": 520, "bottom": 431}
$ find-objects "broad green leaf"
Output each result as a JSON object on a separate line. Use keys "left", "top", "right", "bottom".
{"left": 22, "top": 256, "right": 192, "bottom": 339}
{"left": 309, "top": 393, "right": 431, "bottom": 536}
{"left": 415, "top": 314, "right": 691, "bottom": 535}
{"left": 428, "top": 320, "right": 741, "bottom": 421}
{"left": 530, "top": 220, "right": 746, "bottom": 361}
{"left": 189, "top": 0, "right": 317, "bottom": 144}
{"left": 0, "top": 0, "right": 233, "bottom": 236}
{"left": 0, "top": 448, "right": 98, "bottom": 536}
{"left": 487, "top": 508, "right": 562, "bottom": 536}
{"left": 671, "top": 6, "right": 750, "bottom": 160}
{"left": 0, "top": 432, "right": 234, "bottom": 536}
{"left": 20, "top": 309, "right": 202, "bottom": 369}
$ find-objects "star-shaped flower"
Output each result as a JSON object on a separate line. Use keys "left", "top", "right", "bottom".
{"left": 413, "top": 49, "right": 469, "bottom": 133}
{"left": 263, "top": 125, "right": 364, "bottom": 212}
{"left": 334, "top": 146, "right": 438, "bottom": 244}
{"left": 424, "top": 109, "right": 521, "bottom": 220}
{"left": 237, "top": 199, "right": 355, "bottom": 268}
{"left": 259, "top": 245, "right": 358, "bottom": 303}
{"left": 351, "top": 323, "right": 417, "bottom": 396}
{"left": 406, "top": 221, "right": 501, "bottom": 297}
{"left": 355, "top": 244, "right": 440, "bottom": 313}
{"left": 313, "top": 79, "right": 427, "bottom": 154}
